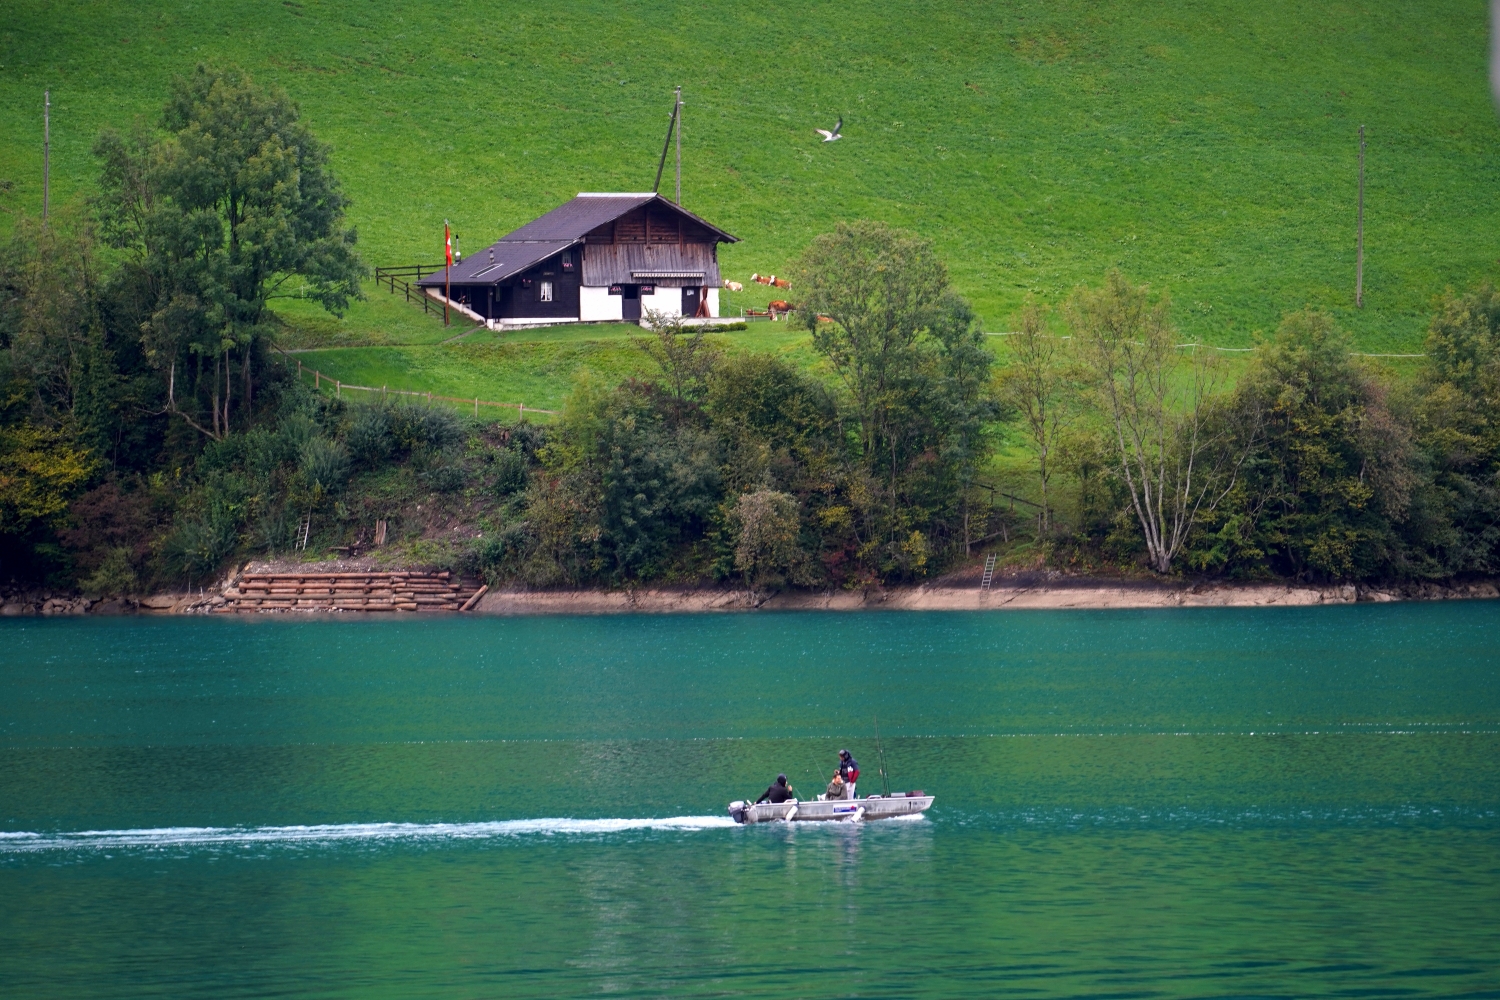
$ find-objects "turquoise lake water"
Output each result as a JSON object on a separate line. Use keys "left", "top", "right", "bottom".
{"left": 1, "top": 605, "right": 1497, "bottom": 998}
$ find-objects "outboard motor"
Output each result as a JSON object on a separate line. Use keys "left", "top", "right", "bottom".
{"left": 729, "top": 801, "right": 748, "bottom": 824}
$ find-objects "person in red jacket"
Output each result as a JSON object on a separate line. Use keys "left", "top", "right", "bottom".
{"left": 837, "top": 749, "right": 860, "bottom": 798}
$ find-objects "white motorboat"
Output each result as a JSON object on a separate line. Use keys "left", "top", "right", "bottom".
{"left": 728, "top": 792, "right": 933, "bottom": 824}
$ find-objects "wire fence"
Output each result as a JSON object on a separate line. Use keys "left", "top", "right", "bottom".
{"left": 983, "top": 332, "right": 1426, "bottom": 358}
{"left": 279, "top": 349, "right": 558, "bottom": 418}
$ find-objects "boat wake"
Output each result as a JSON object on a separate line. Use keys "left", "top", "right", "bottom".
{"left": 0, "top": 816, "right": 738, "bottom": 853}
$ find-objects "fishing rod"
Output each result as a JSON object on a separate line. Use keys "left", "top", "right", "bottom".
{"left": 805, "top": 751, "right": 829, "bottom": 798}
{"left": 873, "top": 715, "right": 892, "bottom": 797}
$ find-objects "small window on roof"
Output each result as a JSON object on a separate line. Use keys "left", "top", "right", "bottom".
{"left": 561, "top": 251, "right": 574, "bottom": 271}
{"left": 540, "top": 281, "right": 553, "bottom": 303}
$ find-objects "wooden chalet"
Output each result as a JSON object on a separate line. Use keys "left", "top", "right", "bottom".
{"left": 416, "top": 194, "right": 738, "bottom": 328}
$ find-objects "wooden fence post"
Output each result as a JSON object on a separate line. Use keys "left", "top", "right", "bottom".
{"left": 474, "top": 397, "right": 479, "bottom": 416}
{"left": 315, "top": 370, "right": 320, "bottom": 389}
{"left": 336, "top": 380, "right": 341, "bottom": 399}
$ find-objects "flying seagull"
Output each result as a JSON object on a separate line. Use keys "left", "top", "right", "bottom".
{"left": 815, "top": 117, "right": 843, "bottom": 142}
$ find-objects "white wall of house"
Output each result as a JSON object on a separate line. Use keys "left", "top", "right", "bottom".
{"left": 580, "top": 285, "right": 623, "bottom": 322}
{"left": 639, "top": 287, "right": 681, "bottom": 318}
{"left": 706, "top": 287, "right": 720, "bottom": 317}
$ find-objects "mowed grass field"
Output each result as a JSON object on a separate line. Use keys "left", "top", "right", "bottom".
{"left": 285, "top": 317, "right": 820, "bottom": 416}
{"left": 2, "top": 0, "right": 1498, "bottom": 406}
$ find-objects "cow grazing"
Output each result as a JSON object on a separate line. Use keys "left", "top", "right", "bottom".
{"left": 723, "top": 280, "right": 744, "bottom": 292}
{"left": 751, "top": 273, "right": 791, "bottom": 289}
{"left": 767, "top": 299, "right": 793, "bottom": 320}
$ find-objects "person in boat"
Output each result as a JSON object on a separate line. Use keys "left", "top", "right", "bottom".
{"left": 824, "top": 771, "right": 849, "bottom": 800}
{"left": 837, "top": 749, "right": 860, "bottom": 797}
{"left": 755, "top": 773, "right": 796, "bottom": 804}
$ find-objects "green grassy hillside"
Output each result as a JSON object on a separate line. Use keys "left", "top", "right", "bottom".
{"left": 2, "top": 0, "right": 1497, "bottom": 354}
{"left": 287, "top": 317, "right": 829, "bottom": 415}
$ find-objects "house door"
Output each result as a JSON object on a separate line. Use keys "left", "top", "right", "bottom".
{"left": 681, "top": 286, "right": 701, "bottom": 317}
{"left": 622, "top": 284, "right": 641, "bottom": 321}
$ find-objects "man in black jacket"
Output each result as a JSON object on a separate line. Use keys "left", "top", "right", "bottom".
{"left": 755, "top": 773, "right": 796, "bottom": 804}
{"left": 837, "top": 749, "right": 860, "bottom": 798}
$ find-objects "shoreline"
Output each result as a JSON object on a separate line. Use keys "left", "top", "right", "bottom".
{"left": 470, "top": 578, "right": 1500, "bottom": 614}
{"left": 6, "top": 570, "right": 1498, "bottom": 617}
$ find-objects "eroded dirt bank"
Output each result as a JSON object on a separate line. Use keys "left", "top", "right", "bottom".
{"left": 472, "top": 578, "right": 1500, "bottom": 614}
{"left": 8, "top": 561, "right": 1498, "bottom": 616}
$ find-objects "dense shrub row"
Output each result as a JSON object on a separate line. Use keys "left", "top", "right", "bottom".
{"left": 1003, "top": 274, "right": 1500, "bottom": 581}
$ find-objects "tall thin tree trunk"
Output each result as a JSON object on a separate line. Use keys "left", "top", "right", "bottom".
{"left": 243, "top": 342, "right": 252, "bottom": 417}
{"left": 223, "top": 348, "right": 232, "bottom": 434}
{"left": 1038, "top": 452, "right": 1049, "bottom": 534}
{"left": 212, "top": 352, "right": 221, "bottom": 438}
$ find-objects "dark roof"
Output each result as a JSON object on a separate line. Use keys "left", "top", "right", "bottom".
{"left": 417, "top": 193, "right": 737, "bottom": 287}
{"left": 416, "top": 239, "right": 577, "bottom": 287}
{"left": 501, "top": 193, "right": 738, "bottom": 244}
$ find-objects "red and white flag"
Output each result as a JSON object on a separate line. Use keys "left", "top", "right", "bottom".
{"left": 444, "top": 222, "right": 453, "bottom": 266}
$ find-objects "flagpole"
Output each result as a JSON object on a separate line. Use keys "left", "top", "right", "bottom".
{"left": 444, "top": 219, "right": 451, "bottom": 327}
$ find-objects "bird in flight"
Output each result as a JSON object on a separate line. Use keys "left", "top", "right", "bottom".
{"left": 815, "top": 117, "right": 843, "bottom": 142}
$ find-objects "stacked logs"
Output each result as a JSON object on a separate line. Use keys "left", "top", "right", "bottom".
{"left": 221, "top": 571, "right": 487, "bottom": 613}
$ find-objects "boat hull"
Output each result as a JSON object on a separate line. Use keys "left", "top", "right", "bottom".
{"left": 728, "top": 794, "right": 933, "bottom": 824}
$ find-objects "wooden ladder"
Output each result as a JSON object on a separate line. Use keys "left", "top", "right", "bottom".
{"left": 980, "top": 553, "right": 997, "bottom": 591}
{"left": 296, "top": 514, "right": 311, "bottom": 552}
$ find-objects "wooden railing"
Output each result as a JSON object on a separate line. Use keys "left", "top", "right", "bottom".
{"left": 374, "top": 264, "right": 445, "bottom": 315}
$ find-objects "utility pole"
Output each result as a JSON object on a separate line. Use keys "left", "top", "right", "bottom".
{"left": 42, "top": 90, "right": 50, "bottom": 225}
{"left": 1356, "top": 125, "right": 1365, "bottom": 309}
{"left": 652, "top": 89, "right": 681, "bottom": 197}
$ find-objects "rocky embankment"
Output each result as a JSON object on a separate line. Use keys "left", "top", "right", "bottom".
{"left": 0, "top": 588, "right": 222, "bottom": 616}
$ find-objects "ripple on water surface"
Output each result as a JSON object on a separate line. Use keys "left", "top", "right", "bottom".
{"left": 1, "top": 606, "right": 1497, "bottom": 999}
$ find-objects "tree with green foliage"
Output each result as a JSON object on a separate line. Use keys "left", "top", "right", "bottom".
{"left": 997, "top": 298, "right": 1070, "bottom": 536}
{"left": 95, "top": 64, "right": 364, "bottom": 441}
{"left": 791, "top": 220, "right": 995, "bottom": 576}
{"left": 729, "top": 488, "right": 807, "bottom": 597}
{"left": 634, "top": 310, "right": 720, "bottom": 420}
{"left": 1409, "top": 283, "right": 1500, "bottom": 574}
{"left": 1190, "top": 311, "right": 1415, "bottom": 580}
{"left": 1070, "top": 270, "right": 1248, "bottom": 575}
{"left": 0, "top": 218, "right": 135, "bottom": 454}
{"left": 792, "top": 220, "right": 949, "bottom": 469}
{"left": 0, "top": 424, "right": 95, "bottom": 539}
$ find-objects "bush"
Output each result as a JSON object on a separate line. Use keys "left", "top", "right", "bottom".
{"left": 471, "top": 522, "right": 530, "bottom": 583}
{"left": 164, "top": 506, "right": 238, "bottom": 577}
{"left": 80, "top": 546, "right": 139, "bottom": 597}
{"left": 494, "top": 447, "right": 528, "bottom": 495}
{"left": 391, "top": 403, "right": 463, "bottom": 453}
{"left": 422, "top": 461, "right": 468, "bottom": 493}
{"left": 251, "top": 504, "right": 297, "bottom": 554}
{"left": 729, "top": 488, "right": 808, "bottom": 592}
{"left": 506, "top": 422, "right": 548, "bottom": 460}
{"left": 243, "top": 427, "right": 290, "bottom": 476}
{"left": 277, "top": 413, "right": 319, "bottom": 456}
{"left": 347, "top": 405, "right": 394, "bottom": 467}
{"left": 299, "top": 436, "right": 350, "bottom": 492}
